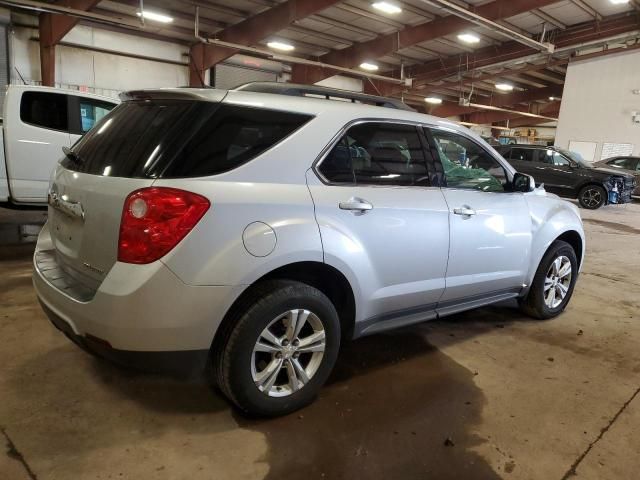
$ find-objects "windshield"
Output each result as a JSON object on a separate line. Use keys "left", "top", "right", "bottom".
{"left": 559, "top": 148, "right": 593, "bottom": 167}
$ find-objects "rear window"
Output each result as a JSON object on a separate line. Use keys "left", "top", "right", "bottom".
{"left": 63, "top": 100, "right": 312, "bottom": 178}
{"left": 21, "top": 91, "right": 68, "bottom": 131}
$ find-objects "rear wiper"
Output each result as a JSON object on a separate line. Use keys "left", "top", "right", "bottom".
{"left": 62, "top": 146, "right": 84, "bottom": 165}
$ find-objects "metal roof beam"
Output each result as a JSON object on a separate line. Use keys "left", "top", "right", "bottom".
{"left": 570, "top": 0, "right": 601, "bottom": 21}
{"left": 432, "top": 84, "right": 564, "bottom": 117}
{"left": 189, "top": 0, "right": 342, "bottom": 86}
{"left": 290, "top": 0, "right": 561, "bottom": 84}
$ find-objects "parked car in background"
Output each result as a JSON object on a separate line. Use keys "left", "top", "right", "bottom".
{"left": 595, "top": 156, "right": 640, "bottom": 197}
{"left": 34, "top": 83, "right": 585, "bottom": 416}
{"left": 496, "top": 144, "right": 636, "bottom": 209}
{"left": 0, "top": 85, "right": 118, "bottom": 205}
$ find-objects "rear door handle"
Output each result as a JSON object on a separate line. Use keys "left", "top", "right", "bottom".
{"left": 339, "top": 198, "right": 373, "bottom": 213}
{"left": 453, "top": 206, "right": 476, "bottom": 216}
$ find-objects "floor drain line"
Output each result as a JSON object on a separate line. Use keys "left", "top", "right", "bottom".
{"left": 1, "top": 427, "right": 39, "bottom": 480}
{"left": 560, "top": 384, "right": 640, "bottom": 479}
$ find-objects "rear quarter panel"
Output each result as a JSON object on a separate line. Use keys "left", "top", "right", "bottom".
{"left": 157, "top": 179, "right": 323, "bottom": 286}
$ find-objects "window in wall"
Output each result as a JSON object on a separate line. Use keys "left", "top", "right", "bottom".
{"left": 319, "top": 123, "right": 430, "bottom": 186}
{"left": 430, "top": 129, "right": 507, "bottom": 192}
{"left": 20, "top": 92, "right": 68, "bottom": 131}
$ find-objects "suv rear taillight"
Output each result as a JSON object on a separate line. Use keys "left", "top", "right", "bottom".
{"left": 118, "top": 187, "right": 210, "bottom": 264}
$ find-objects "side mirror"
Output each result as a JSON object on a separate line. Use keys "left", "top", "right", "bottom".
{"left": 513, "top": 172, "right": 535, "bottom": 192}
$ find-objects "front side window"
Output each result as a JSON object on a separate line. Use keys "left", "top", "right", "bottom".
{"left": 541, "top": 149, "right": 571, "bottom": 166}
{"left": 430, "top": 129, "right": 507, "bottom": 192}
{"left": 20, "top": 91, "right": 68, "bottom": 131}
{"left": 319, "top": 123, "right": 429, "bottom": 186}
{"left": 79, "top": 99, "right": 116, "bottom": 133}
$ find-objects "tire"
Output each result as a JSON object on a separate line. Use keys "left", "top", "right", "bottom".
{"left": 578, "top": 184, "right": 606, "bottom": 209}
{"left": 213, "top": 279, "right": 340, "bottom": 417}
{"left": 519, "top": 240, "right": 578, "bottom": 320}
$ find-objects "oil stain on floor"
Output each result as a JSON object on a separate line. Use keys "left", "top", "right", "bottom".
{"left": 238, "top": 332, "right": 499, "bottom": 480}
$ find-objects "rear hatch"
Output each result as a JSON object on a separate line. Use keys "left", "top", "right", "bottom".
{"left": 46, "top": 90, "right": 227, "bottom": 289}
{"left": 44, "top": 89, "right": 313, "bottom": 292}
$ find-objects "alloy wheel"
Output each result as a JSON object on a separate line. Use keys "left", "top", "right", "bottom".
{"left": 581, "top": 188, "right": 602, "bottom": 208}
{"left": 544, "top": 255, "right": 572, "bottom": 309}
{"left": 251, "top": 309, "right": 326, "bottom": 397}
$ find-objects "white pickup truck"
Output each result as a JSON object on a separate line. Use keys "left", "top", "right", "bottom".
{"left": 0, "top": 85, "right": 118, "bottom": 205}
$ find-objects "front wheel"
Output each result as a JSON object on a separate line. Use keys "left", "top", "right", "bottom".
{"left": 578, "top": 184, "right": 606, "bottom": 209}
{"left": 519, "top": 240, "right": 578, "bottom": 320}
{"left": 214, "top": 280, "right": 340, "bottom": 417}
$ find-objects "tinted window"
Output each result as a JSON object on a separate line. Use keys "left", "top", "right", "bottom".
{"left": 540, "top": 149, "right": 570, "bottom": 166}
{"left": 79, "top": 98, "right": 116, "bottom": 133}
{"left": 510, "top": 148, "right": 535, "bottom": 162}
{"left": 64, "top": 101, "right": 311, "bottom": 178}
{"left": 430, "top": 130, "right": 507, "bottom": 192}
{"left": 20, "top": 92, "right": 68, "bottom": 131}
{"left": 608, "top": 158, "right": 638, "bottom": 170}
{"left": 319, "top": 123, "right": 429, "bottom": 186}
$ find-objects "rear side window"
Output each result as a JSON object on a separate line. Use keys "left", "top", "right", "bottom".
{"left": 20, "top": 91, "right": 68, "bottom": 131}
{"left": 510, "top": 148, "right": 535, "bottom": 162}
{"left": 318, "top": 123, "right": 430, "bottom": 186}
{"left": 79, "top": 98, "right": 116, "bottom": 133}
{"left": 64, "top": 101, "right": 311, "bottom": 178}
{"left": 609, "top": 158, "right": 638, "bottom": 170}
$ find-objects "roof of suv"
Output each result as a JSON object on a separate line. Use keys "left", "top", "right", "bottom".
{"left": 120, "top": 84, "right": 474, "bottom": 138}
{"left": 498, "top": 144, "right": 555, "bottom": 149}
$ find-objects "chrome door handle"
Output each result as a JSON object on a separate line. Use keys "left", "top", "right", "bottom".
{"left": 339, "top": 198, "right": 373, "bottom": 213}
{"left": 453, "top": 206, "right": 476, "bottom": 216}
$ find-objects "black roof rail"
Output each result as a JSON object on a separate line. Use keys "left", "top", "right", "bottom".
{"left": 232, "top": 81, "right": 415, "bottom": 112}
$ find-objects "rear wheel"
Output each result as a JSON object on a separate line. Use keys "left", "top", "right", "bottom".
{"left": 578, "top": 184, "right": 606, "bottom": 209}
{"left": 214, "top": 280, "right": 340, "bottom": 417}
{"left": 520, "top": 240, "right": 578, "bottom": 320}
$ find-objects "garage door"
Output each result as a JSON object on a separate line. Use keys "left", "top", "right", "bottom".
{"left": 213, "top": 63, "right": 278, "bottom": 90}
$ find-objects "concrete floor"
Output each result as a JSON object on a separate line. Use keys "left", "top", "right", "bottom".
{"left": 0, "top": 201, "right": 638, "bottom": 480}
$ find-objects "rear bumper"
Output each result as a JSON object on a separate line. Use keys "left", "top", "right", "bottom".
{"left": 33, "top": 225, "right": 245, "bottom": 370}
{"left": 40, "top": 299, "right": 209, "bottom": 376}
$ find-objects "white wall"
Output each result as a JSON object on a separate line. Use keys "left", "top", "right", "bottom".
{"left": 315, "top": 75, "right": 363, "bottom": 92}
{"left": 8, "top": 13, "right": 365, "bottom": 98}
{"left": 555, "top": 49, "right": 640, "bottom": 159}
{"left": 9, "top": 17, "right": 191, "bottom": 97}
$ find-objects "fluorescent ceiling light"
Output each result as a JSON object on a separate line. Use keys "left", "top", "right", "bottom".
{"left": 609, "top": 0, "right": 629, "bottom": 4}
{"left": 425, "top": 96, "right": 443, "bottom": 104}
{"left": 372, "top": 2, "right": 402, "bottom": 14}
{"left": 495, "top": 83, "right": 514, "bottom": 92}
{"left": 360, "top": 62, "right": 379, "bottom": 71}
{"left": 267, "top": 41, "right": 295, "bottom": 51}
{"left": 457, "top": 33, "right": 480, "bottom": 44}
{"left": 136, "top": 10, "right": 173, "bottom": 23}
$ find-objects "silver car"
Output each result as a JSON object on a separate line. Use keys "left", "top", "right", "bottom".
{"left": 34, "top": 83, "right": 585, "bottom": 416}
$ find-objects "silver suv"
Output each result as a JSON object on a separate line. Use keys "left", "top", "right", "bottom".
{"left": 34, "top": 83, "right": 585, "bottom": 416}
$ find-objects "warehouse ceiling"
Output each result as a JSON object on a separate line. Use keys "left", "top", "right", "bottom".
{"left": 4, "top": 0, "right": 640, "bottom": 127}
